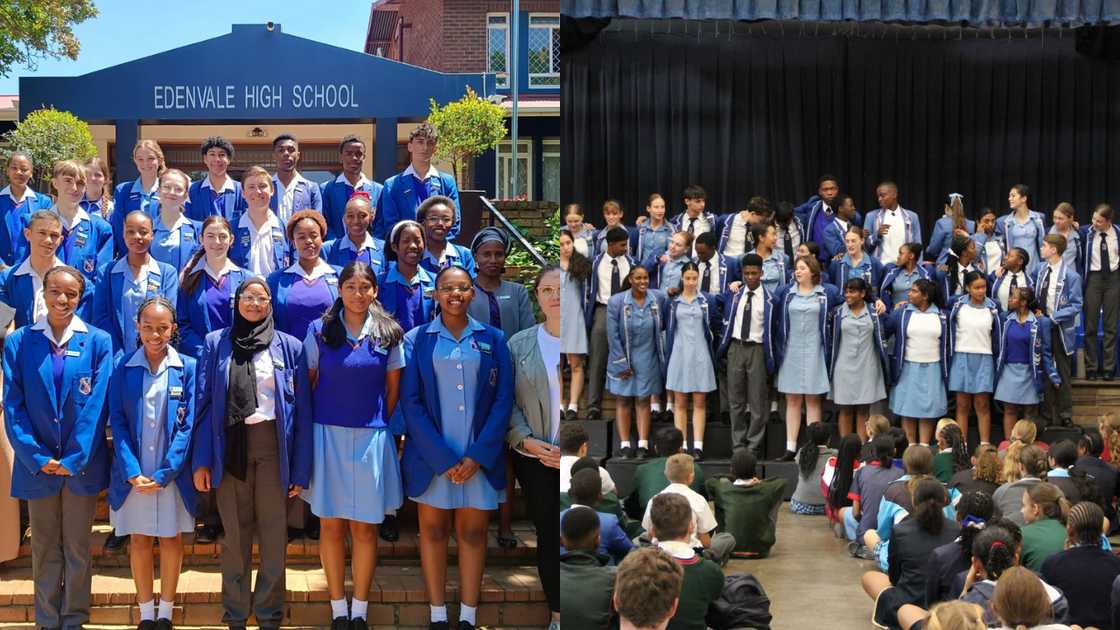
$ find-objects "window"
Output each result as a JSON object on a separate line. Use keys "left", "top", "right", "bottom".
{"left": 542, "top": 139, "right": 560, "bottom": 203}
{"left": 496, "top": 139, "right": 532, "bottom": 200}
{"left": 528, "top": 14, "right": 559, "bottom": 88}
{"left": 487, "top": 13, "right": 509, "bottom": 89}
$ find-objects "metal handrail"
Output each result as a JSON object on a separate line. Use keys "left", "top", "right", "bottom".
{"left": 481, "top": 196, "right": 548, "bottom": 266}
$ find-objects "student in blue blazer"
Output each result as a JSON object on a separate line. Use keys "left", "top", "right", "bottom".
{"left": 322, "top": 135, "right": 384, "bottom": 241}
{"left": 0, "top": 151, "right": 54, "bottom": 266}
{"left": 774, "top": 201, "right": 806, "bottom": 262}
{"left": 418, "top": 195, "right": 475, "bottom": 277}
{"left": 882, "top": 279, "right": 950, "bottom": 446}
{"left": 864, "top": 182, "right": 923, "bottom": 265}
{"left": 111, "top": 140, "right": 165, "bottom": 257}
{"left": 590, "top": 200, "right": 634, "bottom": 257}
{"left": 792, "top": 175, "right": 842, "bottom": 245}
{"left": 185, "top": 136, "right": 246, "bottom": 224}
{"left": 630, "top": 193, "right": 674, "bottom": 263}
{"left": 269, "top": 133, "right": 323, "bottom": 226}
{"left": 266, "top": 210, "right": 340, "bottom": 343}
{"left": 827, "top": 278, "right": 890, "bottom": 440}
{"left": 583, "top": 227, "right": 636, "bottom": 423}
{"left": 107, "top": 297, "right": 197, "bottom": 628}
{"left": 668, "top": 185, "right": 722, "bottom": 250}
{"left": 989, "top": 247, "right": 1034, "bottom": 312}
{"left": 374, "top": 123, "right": 459, "bottom": 241}
{"left": 1035, "top": 234, "right": 1083, "bottom": 427}
{"left": 828, "top": 225, "right": 884, "bottom": 304}
{"left": 379, "top": 220, "right": 436, "bottom": 333}
{"left": 191, "top": 277, "right": 309, "bottom": 630}
{"left": 0, "top": 210, "right": 88, "bottom": 328}
{"left": 935, "top": 235, "right": 983, "bottom": 303}
{"left": 878, "top": 243, "right": 934, "bottom": 311}
{"left": 927, "top": 193, "right": 975, "bottom": 263}
{"left": 664, "top": 263, "right": 718, "bottom": 459}
{"left": 819, "top": 194, "right": 861, "bottom": 264}
{"left": 49, "top": 159, "right": 114, "bottom": 283}
{"left": 994, "top": 286, "right": 1060, "bottom": 440}
{"left": 148, "top": 169, "right": 203, "bottom": 273}
{"left": 946, "top": 273, "right": 1002, "bottom": 446}
{"left": 176, "top": 216, "right": 251, "bottom": 359}
{"left": 643, "top": 230, "right": 692, "bottom": 292}
{"left": 399, "top": 265, "right": 514, "bottom": 630}
{"left": 742, "top": 224, "right": 786, "bottom": 294}
{"left": 2, "top": 265, "right": 113, "bottom": 629}
{"left": 320, "top": 192, "right": 386, "bottom": 273}
{"left": 93, "top": 211, "right": 179, "bottom": 359}
{"left": 228, "top": 166, "right": 289, "bottom": 278}
{"left": 695, "top": 231, "right": 740, "bottom": 294}
{"left": 973, "top": 209, "right": 1005, "bottom": 273}
{"left": 996, "top": 185, "right": 1047, "bottom": 270}
{"left": 1077, "top": 204, "right": 1120, "bottom": 380}
{"left": 715, "top": 196, "right": 770, "bottom": 259}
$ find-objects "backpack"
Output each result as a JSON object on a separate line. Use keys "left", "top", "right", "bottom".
{"left": 705, "top": 572, "right": 772, "bottom": 630}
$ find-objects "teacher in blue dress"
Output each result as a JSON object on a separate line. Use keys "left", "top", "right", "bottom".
{"left": 400, "top": 265, "right": 514, "bottom": 630}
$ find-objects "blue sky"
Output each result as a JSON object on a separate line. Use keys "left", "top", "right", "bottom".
{"left": 0, "top": 1, "right": 375, "bottom": 93}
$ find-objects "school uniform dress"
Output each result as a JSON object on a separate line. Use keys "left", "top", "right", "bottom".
{"left": 419, "top": 241, "right": 476, "bottom": 277}
{"left": 632, "top": 222, "right": 674, "bottom": 263}
{"left": 828, "top": 304, "right": 887, "bottom": 405}
{"left": 323, "top": 173, "right": 385, "bottom": 241}
{"left": 995, "top": 314, "right": 1048, "bottom": 405}
{"left": 185, "top": 175, "right": 246, "bottom": 223}
{"left": 648, "top": 254, "right": 690, "bottom": 291}
{"left": 378, "top": 262, "right": 435, "bottom": 333}
{"left": 230, "top": 210, "right": 288, "bottom": 277}
{"left": 606, "top": 290, "right": 666, "bottom": 398}
{"left": 267, "top": 259, "right": 340, "bottom": 341}
{"left": 997, "top": 210, "right": 1046, "bottom": 267}
{"left": 299, "top": 318, "right": 403, "bottom": 523}
{"left": 665, "top": 295, "right": 716, "bottom": 393}
{"left": 467, "top": 279, "right": 536, "bottom": 341}
{"left": 400, "top": 317, "right": 513, "bottom": 510}
{"left": 0, "top": 255, "right": 67, "bottom": 328}
{"left": 889, "top": 305, "right": 948, "bottom": 419}
{"left": 0, "top": 185, "right": 53, "bottom": 266}
{"left": 93, "top": 255, "right": 179, "bottom": 357}
{"left": 375, "top": 165, "right": 455, "bottom": 240}
{"left": 948, "top": 298, "right": 999, "bottom": 393}
{"left": 149, "top": 206, "right": 202, "bottom": 272}
{"left": 750, "top": 249, "right": 789, "bottom": 294}
{"left": 55, "top": 206, "right": 114, "bottom": 283}
{"left": 777, "top": 285, "right": 831, "bottom": 395}
{"left": 111, "top": 178, "right": 160, "bottom": 256}
{"left": 2, "top": 316, "right": 113, "bottom": 629}
{"left": 321, "top": 232, "right": 386, "bottom": 274}
{"left": 108, "top": 347, "right": 196, "bottom": 537}
{"left": 177, "top": 259, "right": 250, "bottom": 358}
{"left": 269, "top": 172, "right": 322, "bottom": 227}
{"left": 560, "top": 269, "right": 587, "bottom": 354}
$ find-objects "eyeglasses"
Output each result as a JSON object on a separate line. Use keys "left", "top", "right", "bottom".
{"left": 240, "top": 296, "right": 271, "bottom": 305}
{"left": 538, "top": 287, "right": 559, "bottom": 298}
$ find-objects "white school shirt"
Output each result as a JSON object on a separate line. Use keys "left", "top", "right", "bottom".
{"left": 32, "top": 314, "right": 88, "bottom": 347}
{"left": 14, "top": 256, "right": 65, "bottom": 324}
{"left": 697, "top": 258, "right": 721, "bottom": 292}
{"left": 274, "top": 171, "right": 311, "bottom": 225}
{"left": 723, "top": 213, "right": 750, "bottom": 257}
{"left": 879, "top": 207, "right": 907, "bottom": 264}
{"left": 1, "top": 185, "right": 37, "bottom": 204}
{"left": 733, "top": 287, "right": 765, "bottom": 343}
{"left": 239, "top": 210, "right": 282, "bottom": 277}
{"left": 1089, "top": 228, "right": 1120, "bottom": 272}
{"left": 538, "top": 325, "right": 561, "bottom": 443}
{"left": 596, "top": 254, "right": 630, "bottom": 305}
{"left": 559, "top": 455, "right": 617, "bottom": 495}
{"left": 955, "top": 304, "right": 993, "bottom": 355}
{"left": 642, "top": 482, "right": 718, "bottom": 548}
{"left": 905, "top": 310, "right": 941, "bottom": 363}
{"left": 227, "top": 349, "right": 278, "bottom": 425}
{"left": 996, "top": 270, "right": 1028, "bottom": 311}
{"left": 1044, "top": 262, "right": 1061, "bottom": 315}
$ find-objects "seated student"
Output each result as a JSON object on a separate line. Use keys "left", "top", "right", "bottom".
{"left": 705, "top": 448, "right": 786, "bottom": 557}
{"left": 1043, "top": 440, "right": 1085, "bottom": 504}
{"left": 859, "top": 414, "right": 893, "bottom": 461}
{"left": 823, "top": 434, "right": 863, "bottom": 536}
{"left": 1075, "top": 430, "right": 1119, "bottom": 534}
{"left": 629, "top": 427, "right": 706, "bottom": 512}
{"left": 993, "top": 444, "right": 1049, "bottom": 526}
{"left": 933, "top": 423, "right": 971, "bottom": 484}
{"left": 948, "top": 444, "right": 1001, "bottom": 499}
{"left": 613, "top": 547, "right": 684, "bottom": 630}
{"left": 990, "top": 567, "right": 1074, "bottom": 630}
{"left": 841, "top": 436, "right": 904, "bottom": 556}
{"left": 997, "top": 419, "right": 1050, "bottom": 454}
{"left": 560, "top": 468, "right": 632, "bottom": 564}
{"left": 320, "top": 193, "right": 386, "bottom": 273}
{"left": 648, "top": 493, "right": 725, "bottom": 630}
{"left": 418, "top": 195, "right": 475, "bottom": 276}
{"left": 863, "top": 479, "right": 962, "bottom": 630}
{"left": 641, "top": 454, "right": 735, "bottom": 567}
{"left": 889, "top": 427, "right": 911, "bottom": 470}
{"left": 924, "top": 491, "right": 996, "bottom": 607}
{"left": 558, "top": 423, "right": 616, "bottom": 495}
{"left": 562, "top": 456, "right": 644, "bottom": 539}
{"left": 1019, "top": 482, "right": 1071, "bottom": 573}
{"left": 791, "top": 423, "right": 835, "bottom": 515}
{"left": 559, "top": 507, "right": 616, "bottom": 630}
{"left": 1041, "top": 501, "right": 1120, "bottom": 630}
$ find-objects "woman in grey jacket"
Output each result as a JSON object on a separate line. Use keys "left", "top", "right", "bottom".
{"left": 507, "top": 265, "right": 562, "bottom": 630}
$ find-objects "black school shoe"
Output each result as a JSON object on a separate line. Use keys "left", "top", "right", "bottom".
{"left": 154, "top": 618, "right": 173, "bottom": 630}
{"left": 195, "top": 523, "right": 222, "bottom": 544}
{"left": 635, "top": 446, "right": 649, "bottom": 459}
{"left": 330, "top": 617, "right": 350, "bottom": 630}
{"left": 104, "top": 530, "right": 129, "bottom": 553}
{"left": 350, "top": 617, "right": 369, "bottom": 630}
{"left": 137, "top": 621, "right": 156, "bottom": 630}
{"left": 586, "top": 407, "right": 602, "bottom": 421}
{"left": 563, "top": 408, "right": 577, "bottom": 421}
{"left": 775, "top": 450, "right": 797, "bottom": 462}
{"left": 429, "top": 622, "right": 449, "bottom": 630}
{"left": 379, "top": 514, "right": 400, "bottom": 542}
{"left": 692, "top": 448, "right": 704, "bottom": 462}
{"left": 458, "top": 622, "right": 475, "bottom": 630}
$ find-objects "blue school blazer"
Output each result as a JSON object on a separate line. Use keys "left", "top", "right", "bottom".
{"left": 820, "top": 218, "right": 856, "bottom": 263}
{"left": 946, "top": 295, "right": 1002, "bottom": 364}
{"left": 828, "top": 255, "right": 885, "bottom": 300}
{"left": 177, "top": 267, "right": 252, "bottom": 358}
{"left": 0, "top": 262, "right": 96, "bottom": 326}
{"left": 995, "top": 313, "right": 1060, "bottom": 393}
{"left": 1031, "top": 261, "right": 1082, "bottom": 355}
{"left": 772, "top": 282, "right": 843, "bottom": 371}
{"left": 995, "top": 210, "right": 1047, "bottom": 258}
{"left": 266, "top": 266, "right": 341, "bottom": 335}
{"left": 927, "top": 216, "right": 976, "bottom": 262}
{"left": 399, "top": 320, "right": 513, "bottom": 497}
{"left": 605, "top": 289, "right": 668, "bottom": 379}
{"left": 377, "top": 262, "right": 436, "bottom": 327}
{"left": 374, "top": 170, "right": 458, "bottom": 241}
{"left": 228, "top": 220, "right": 290, "bottom": 273}
{"left": 148, "top": 202, "right": 203, "bottom": 271}
{"left": 93, "top": 258, "right": 179, "bottom": 357}
{"left": 322, "top": 178, "right": 385, "bottom": 242}
{"left": 191, "top": 328, "right": 310, "bottom": 491}
{"left": 878, "top": 263, "right": 935, "bottom": 307}
{"left": 864, "top": 208, "right": 924, "bottom": 261}
{"left": 583, "top": 253, "right": 639, "bottom": 328}
{"left": 321, "top": 236, "right": 387, "bottom": 274}
{"left": 827, "top": 303, "right": 891, "bottom": 387}
{"left": 419, "top": 243, "right": 476, "bottom": 277}
{"left": 111, "top": 179, "right": 158, "bottom": 257}
{"left": 58, "top": 211, "right": 115, "bottom": 282}
{"left": 2, "top": 322, "right": 114, "bottom": 499}
{"left": 882, "top": 304, "right": 951, "bottom": 384}
{"left": 107, "top": 351, "right": 198, "bottom": 515}
{"left": 716, "top": 283, "right": 776, "bottom": 372}
{"left": 987, "top": 270, "right": 1035, "bottom": 309}
{"left": 269, "top": 175, "right": 323, "bottom": 215}
{"left": 185, "top": 179, "right": 247, "bottom": 223}
{"left": 0, "top": 191, "right": 52, "bottom": 266}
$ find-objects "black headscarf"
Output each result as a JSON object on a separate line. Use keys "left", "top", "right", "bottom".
{"left": 224, "top": 278, "right": 275, "bottom": 481}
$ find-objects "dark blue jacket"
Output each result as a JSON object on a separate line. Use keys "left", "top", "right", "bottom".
{"left": 0, "top": 189, "right": 52, "bottom": 266}
{"left": 185, "top": 178, "right": 247, "bottom": 223}
{"left": 269, "top": 174, "right": 323, "bottom": 218}
{"left": 995, "top": 312, "right": 1060, "bottom": 394}
{"left": 323, "top": 176, "right": 385, "bottom": 241}
{"left": 879, "top": 263, "right": 935, "bottom": 308}
{"left": 927, "top": 216, "right": 976, "bottom": 262}
{"left": 92, "top": 257, "right": 179, "bottom": 358}
{"left": 773, "top": 282, "right": 842, "bottom": 372}
{"left": 176, "top": 265, "right": 253, "bottom": 358}
{"left": 715, "top": 283, "right": 776, "bottom": 373}
{"left": 828, "top": 254, "right": 884, "bottom": 300}
{"left": 375, "top": 169, "right": 457, "bottom": 241}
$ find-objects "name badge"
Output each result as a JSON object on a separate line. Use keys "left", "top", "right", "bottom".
{"left": 273, "top": 233, "right": 283, "bottom": 242}
{"left": 326, "top": 277, "right": 337, "bottom": 285}
{"left": 422, "top": 287, "right": 434, "bottom": 298}
{"left": 169, "top": 386, "right": 183, "bottom": 399}
{"left": 65, "top": 349, "right": 81, "bottom": 357}
{"left": 371, "top": 343, "right": 388, "bottom": 356}
{"left": 241, "top": 234, "right": 251, "bottom": 247}
{"left": 183, "top": 232, "right": 193, "bottom": 241}
{"left": 272, "top": 358, "right": 286, "bottom": 370}
{"left": 477, "top": 341, "right": 492, "bottom": 354}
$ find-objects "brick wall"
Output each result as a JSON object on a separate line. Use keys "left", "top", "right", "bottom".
{"left": 487, "top": 200, "right": 557, "bottom": 240}
{"left": 395, "top": 0, "right": 444, "bottom": 70}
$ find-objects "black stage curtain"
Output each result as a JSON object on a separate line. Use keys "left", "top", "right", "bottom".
{"left": 562, "top": 21, "right": 1120, "bottom": 229}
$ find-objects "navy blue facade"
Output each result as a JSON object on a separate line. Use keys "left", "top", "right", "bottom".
{"left": 474, "top": 115, "right": 560, "bottom": 198}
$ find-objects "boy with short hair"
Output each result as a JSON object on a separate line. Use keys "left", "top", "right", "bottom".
{"left": 705, "top": 449, "right": 786, "bottom": 557}
{"left": 560, "top": 507, "right": 616, "bottom": 630}
{"left": 649, "top": 492, "right": 726, "bottom": 630}
{"left": 561, "top": 457, "right": 644, "bottom": 538}
{"left": 642, "top": 454, "right": 735, "bottom": 566}
{"left": 630, "top": 427, "right": 707, "bottom": 511}
{"left": 613, "top": 547, "right": 683, "bottom": 630}
{"left": 559, "top": 423, "right": 616, "bottom": 494}
{"left": 585, "top": 225, "right": 637, "bottom": 421}
{"left": 670, "top": 185, "right": 720, "bottom": 256}
{"left": 561, "top": 468, "right": 632, "bottom": 564}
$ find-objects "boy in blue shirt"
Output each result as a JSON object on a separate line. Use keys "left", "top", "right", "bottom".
{"left": 560, "top": 468, "right": 632, "bottom": 565}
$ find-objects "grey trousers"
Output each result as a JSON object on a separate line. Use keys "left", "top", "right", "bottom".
{"left": 702, "top": 532, "right": 738, "bottom": 567}
{"left": 1042, "top": 329, "right": 1073, "bottom": 425}
{"left": 28, "top": 486, "right": 97, "bottom": 629}
{"left": 1085, "top": 269, "right": 1120, "bottom": 373}
{"left": 727, "top": 341, "right": 769, "bottom": 452}
{"left": 215, "top": 422, "right": 287, "bottom": 627}
{"left": 585, "top": 304, "right": 609, "bottom": 411}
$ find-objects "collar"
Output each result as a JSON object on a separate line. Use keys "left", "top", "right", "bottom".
{"left": 156, "top": 209, "right": 192, "bottom": 233}
{"left": 429, "top": 315, "right": 486, "bottom": 339}
{"left": 339, "top": 232, "right": 379, "bottom": 252}
{"left": 201, "top": 174, "right": 236, "bottom": 193}
{"left": 275, "top": 171, "right": 309, "bottom": 190}
{"left": 733, "top": 478, "right": 760, "bottom": 487}
{"left": 112, "top": 254, "right": 161, "bottom": 277}
{"left": 32, "top": 315, "right": 88, "bottom": 347}
{"left": 404, "top": 163, "right": 439, "bottom": 181}
{"left": 424, "top": 243, "right": 461, "bottom": 263}
{"left": 53, "top": 205, "right": 91, "bottom": 231}
{"left": 133, "top": 177, "right": 159, "bottom": 195}
{"left": 385, "top": 262, "right": 432, "bottom": 287}
{"left": 843, "top": 253, "right": 868, "bottom": 267}
{"left": 1, "top": 185, "right": 37, "bottom": 204}
{"left": 335, "top": 171, "right": 372, "bottom": 189}
{"left": 623, "top": 290, "right": 656, "bottom": 307}
{"left": 14, "top": 256, "right": 64, "bottom": 277}
{"left": 1011, "top": 311, "right": 1038, "bottom": 324}
{"left": 124, "top": 345, "right": 184, "bottom": 373}
{"left": 239, "top": 209, "right": 281, "bottom": 233}
{"left": 284, "top": 258, "right": 335, "bottom": 281}
{"left": 905, "top": 303, "right": 940, "bottom": 315}
{"left": 191, "top": 256, "right": 240, "bottom": 281}
{"left": 1047, "top": 468, "right": 1070, "bottom": 478}
{"left": 656, "top": 540, "right": 698, "bottom": 560}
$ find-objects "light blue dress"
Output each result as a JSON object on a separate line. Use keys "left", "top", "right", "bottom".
{"left": 829, "top": 305, "right": 886, "bottom": 405}
{"left": 109, "top": 351, "right": 194, "bottom": 537}
{"left": 560, "top": 269, "right": 588, "bottom": 354}
{"left": 659, "top": 255, "right": 690, "bottom": 292}
{"left": 665, "top": 298, "right": 716, "bottom": 393}
{"left": 607, "top": 294, "right": 664, "bottom": 397}
{"left": 1006, "top": 215, "right": 1042, "bottom": 266}
{"left": 1049, "top": 227, "right": 1080, "bottom": 270}
{"left": 409, "top": 318, "right": 505, "bottom": 510}
{"left": 119, "top": 264, "right": 150, "bottom": 356}
{"left": 777, "top": 287, "right": 830, "bottom": 395}
{"left": 754, "top": 249, "right": 789, "bottom": 294}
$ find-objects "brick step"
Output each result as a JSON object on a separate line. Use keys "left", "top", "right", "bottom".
{"left": 5, "top": 522, "right": 537, "bottom": 570}
{"left": 0, "top": 564, "right": 549, "bottom": 628}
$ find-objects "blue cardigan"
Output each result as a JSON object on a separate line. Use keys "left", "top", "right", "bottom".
{"left": 996, "top": 313, "right": 1060, "bottom": 393}
{"left": 2, "top": 321, "right": 113, "bottom": 499}
{"left": 375, "top": 169, "right": 459, "bottom": 241}
{"left": 399, "top": 319, "right": 514, "bottom": 497}
{"left": 191, "top": 328, "right": 310, "bottom": 490}
{"left": 882, "top": 304, "right": 951, "bottom": 384}
{"left": 107, "top": 349, "right": 198, "bottom": 514}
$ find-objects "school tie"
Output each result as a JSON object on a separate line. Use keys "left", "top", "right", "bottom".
{"left": 610, "top": 259, "right": 621, "bottom": 295}
{"left": 739, "top": 290, "right": 755, "bottom": 341}
{"left": 783, "top": 228, "right": 794, "bottom": 260}
{"left": 687, "top": 218, "right": 697, "bottom": 235}
{"left": 1039, "top": 269, "right": 1051, "bottom": 315}
{"left": 1100, "top": 231, "right": 1112, "bottom": 272}
{"left": 699, "top": 261, "right": 711, "bottom": 293}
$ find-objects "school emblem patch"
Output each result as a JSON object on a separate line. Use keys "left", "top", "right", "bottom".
{"left": 177, "top": 404, "right": 188, "bottom": 426}
{"left": 78, "top": 376, "right": 92, "bottom": 395}
{"left": 83, "top": 258, "right": 96, "bottom": 273}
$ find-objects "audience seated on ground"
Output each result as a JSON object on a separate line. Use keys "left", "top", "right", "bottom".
{"left": 992, "top": 444, "right": 1049, "bottom": 526}
{"left": 924, "top": 491, "right": 996, "bottom": 607}
{"left": 1019, "top": 482, "right": 1071, "bottom": 572}
{"left": 948, "top": 444, "right": 1001, "bottom": 499}
{"left": 559, "top": 506, "right": 617, "bottom": 630}
{"left": 560, "top": 422, "right": 617, "bottom": 495}
{"left": 705, "top": 449, "right": 786, "bottom": 558}
{"left": 560, "top": 468, "right": 633, "bottom": 564}
{"left": 989, "top": 567, "right": 1073, "bottom": 630}
{"left": 649, "top": 493, "right": 726, "bottom": 630}
{"left": 561, "top": 456, "right": 645, "bottom": 538}
{"left": 859, "top": 415, "right": 893, "bottom": 461}
{"left": 998, "top": 419, "right": 1049, "bottom": 454}
{"left": 641, "top": 453, "right": 735, "bottom": 566}
{"left": 791, "top": 423, "right": 835, "bottom": 515}
{"left": 613, "top": 547, "right": 684, "bottom": 630}
{"left": 933, "top": 423, "right": 971, "bottom": 485}
{"left": 629, "top": 427, "right": 707, "bottom": 516}
{"left": 1044, "top": 440, "right": 1093, "bottom": 505}
{"left": 822, "top": 434, "right": 864, "bottom": 537}
{"left": 843, "top": 436, "right": 904, "bottom": 558}
{"left": 920, "top": 600, "right": 987, "bottom": 630}
{"left": 1040, "top": 501, "right": 1120, "bottom": 630}
{"left": 1075, "top": 430, "right": 1119, "bottom": 535}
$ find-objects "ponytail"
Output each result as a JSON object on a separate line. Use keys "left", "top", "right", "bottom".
{"left": 798, "top": 423, "right": 830, "bottom": 478}
{"left": 911, "top": 479, "right": 948, "bottom": 536}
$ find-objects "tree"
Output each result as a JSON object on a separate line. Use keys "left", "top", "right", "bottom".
{"left": 3, "top": 108, "right": 97, "bottom": 188}
{"left": 0, "top": 0, "right": 99, "bottom": 78}
{"left": 427, "top": 86, "right": 506, "bottom": 189}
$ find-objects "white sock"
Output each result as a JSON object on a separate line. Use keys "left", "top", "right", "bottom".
{"left": 157, "top": 599, "right": 174, "bottom": 621}
{"left": 770, "top": 400, "right": 778, "bottom": 412}
{"left": 138, "top": 599, "right": 155, "bottom": 622}
{"left": 431, "top": 604, "right": 448, "bottom": 623}
{"left": 351, "top": 598, "right": 368, "bottom": 620}
{"left": 567, "top": 402, "right": 578, "bottom": 412}
{"left": 637, "top": 439, "right": 649, "bottom": 449}
{"left": 619, "top": 440, "right": 631, "bottom": 449}
{"left": 786, "top": 440, "right": 797, "bottom": 452}
{"left": 331, "top": 598, "right": 349, "bottom": 619}
{"left": 460, "top": 603, "right": 477, "bottom": 625}
{"left": 650, "top": 402, "right": 661, "bottom": 412}
{"left": 694, "top": 441, "right": 703, "bottom": 451}
{"left": 666, "top": 401, "right": 674, "bottom": 411}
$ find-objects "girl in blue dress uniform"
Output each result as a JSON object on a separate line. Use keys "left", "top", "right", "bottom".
{"left": 774, "top": 256, "right": 842, "bottom": 461}
{"left": 176, "top": 216, "right": 251, "bottom": 358}
{"left": 997, "top": 185, "right": 1047, "bottom": 268}
{"left": 747, "top": 223, "right": 790, "bottom": 293}
{"left": 81, "top": 156, "right": 115, "bottom": 222}
{"left": 1049, "top": 203, "right": 1081, "bottom": 270}
{"left": 995, "top": 287, "right": 1061, "bottom": 439}
{"left": 400, "top": 265, "right": 514, "bottom": 630}
{"left": 827, "top": 278, "right": 889, "bottom": 440}
{"left": 0, "top": 151, "right": 53, "bottom": 266}
{"left": 559, "top": 229, "right": 591, "bottom": 421}
{"left": 563, "top": 203, "right": 596, "bottom": 258}
{"left": 0, "top": 211, "right": 78, "bottom": 328}
{"left": 108, "top": 298, "right": 196, "bottom": 629}
{"left": 828, "top": 225, "right": 884, "bottom": 305}
{"left": 645, "top": 231, "right": 692, "bottom": 291}
{"left": 149, "top": 169, "right": 203, "bottom": 272}
{"left": 2, "top": 266, "right": 113, "bottom": 629}
{"left": 379, "top": 220, "right": 435, "bottom": 332}
{"left": 320, "top": 192, "right": 386, "bottom": 273}
{"left": 664, "top": 262, "right": 717, "bottom": 459}
{"left": 50, "top": 160, "right": 113, "bottom": 284}
{"left": 947, "top": 272, "right": 1001, "bottom": 446}
{"left": 229, "top": 166, "right": 288, "bottom": 278}
{"left": 418, "top": 195, "right": 475, "bottom": 276}
{"left": 884, "top": 279, "right": 950, "bottom": 445}
{"left": 632, "top": 193, "right": 674, "bottom": 263}
{"left": 936, "top": 235, "right": 983, "bottom": 302}
{"left": 298, "top": 262, "right": 404, "bottom": 629}
{"left": 93, "top": 211, "right": 179, "bottom": 359}
{"left": 111, "top": 140, "right": 165, "bottom": 257}
{"left": 267, "top": 211, "right": 339, "bottom": 342}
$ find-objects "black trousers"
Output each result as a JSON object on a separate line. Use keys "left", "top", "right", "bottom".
{"left": 513, "top": 451, "right": 559, "bottom": 613}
